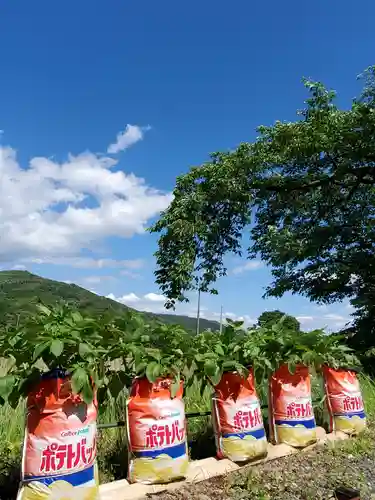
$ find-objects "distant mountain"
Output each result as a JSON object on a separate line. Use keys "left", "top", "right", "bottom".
{"left": 159, "top": 313, "right": 219, "bottom": 332}
{"left": 0, "top": 271, "right": 220, "bottom": 332}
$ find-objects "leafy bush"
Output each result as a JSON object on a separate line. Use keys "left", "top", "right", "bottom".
{"left": 191, "top": 319, "right": 250, "bottom": 388}
{"left": 0, "top": 303, "right": 360, "bottom": 408}
{"left": 0, "top": 303, "right": 114, "bottom": 404}
{"left": 257, "top": 310, "right": 301, "bottom": 332}
{"left": 243, "top": 316, "right": 360, "bottom": 383}
{"left": 107, "top": 316, "right": 193, "bottom": 398}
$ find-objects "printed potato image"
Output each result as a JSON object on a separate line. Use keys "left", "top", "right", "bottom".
{"left": 334, "top": 415, "right": 366, "bottom": 435}
{"left": 19, "top": 481, "right": 98, "bottom": 500}
{"left": 83, "top": 487, "right": 99, "bottom": 500}
{"left": 221, "top": 436, "right": 268, "bottom": 462}
{"left": 130, "top": 454, "right": 188, "bottom": 484}
{"left": 19, "top": 483, "right": 50, "bottom": 500}
{"left": 276, "top": 425, "right": 317, "bottom": 448}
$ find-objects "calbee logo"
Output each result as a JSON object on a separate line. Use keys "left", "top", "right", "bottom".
{"left": 61, "top": 426, "right": 90, "bottom": 438}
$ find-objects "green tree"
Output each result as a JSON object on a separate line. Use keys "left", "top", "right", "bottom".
{"left": 151, "top": 66, "right": 375, "bottom": 352}
{"left": 257, "top": 310, "right": 300, "bottom": 332}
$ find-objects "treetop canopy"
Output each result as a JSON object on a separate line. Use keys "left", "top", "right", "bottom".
{"left": 150, "top": 66, "right": 375, "bottom": 341}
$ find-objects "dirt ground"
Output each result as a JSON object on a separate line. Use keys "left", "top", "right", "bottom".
{"left": 149, "top": 430, "right": 375, "bottom": 500}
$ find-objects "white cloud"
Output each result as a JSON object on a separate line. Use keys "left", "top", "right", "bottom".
{"left": 107, "top": 292, "right": 141, "bottom": 304}
{"left": 296, "top": 315, "right": 314, "bottom": 324}
{"left": 323, "top": 313, "right": 347, "bottom": 322}
{"left": 83, "top": 275, "right": 116, "bottom": 285}
{"left": 222, "top": 312, "right": 256, "bottom": 326}
{"left": 22, "top": 256, "right": 145, "bottom": 270}
{"left": 0, "top": 140, "right": 171, "bottom": 261}
{"left": 143, "top": 292, "right": 166, "bottom": 302}
{"left": 296, "top": 311, "right": 352, "bottom": 331}
{"left": 10, "top": 264, "right": 26, "bottom": 271}
{"left": 107, "top": 125, "right": 150, "bottom": 154}
{"left": 232, "top": 261, "right": 263, "bottom": 275}
{"left": 105, "top": 291, "right": 255, "bottom": 327}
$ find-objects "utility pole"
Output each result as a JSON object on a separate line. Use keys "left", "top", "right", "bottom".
{"left": 219, "top": 305, "right": 223, "bottom": 334}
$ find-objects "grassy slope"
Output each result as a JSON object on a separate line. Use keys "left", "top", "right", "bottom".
{"left": 0, "top": 270, "right": 220, "bottom": 332}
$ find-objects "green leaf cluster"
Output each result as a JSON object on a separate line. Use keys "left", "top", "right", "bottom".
{"left": 190, "top": 315, "right": 360, "bottom": 389}
{"left": 109, "top": 318, "right": 192, "bottom": 398}
{"left": 0, "top": 303, "right": 116, "bottom": 405}
{"left": 243, "top": 316, "right": 360, "bottom": 384}
{"left": 0, "top": 302, "right": 359, "bottom": 406}
{"left": 191, "top": 319, "right": 249, "bottom": 390}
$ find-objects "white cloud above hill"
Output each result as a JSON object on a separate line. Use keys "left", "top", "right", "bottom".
{"left": 0, "top": 127, "right": 171, "bottom": 261}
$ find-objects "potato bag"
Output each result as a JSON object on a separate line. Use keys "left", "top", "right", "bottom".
{"left": 323, "top": 365, "right": 366, "bottom": 435}
{"left": 17, "top": 369, "right": 99, "bottom": 500}
{"left": 126, "top": 377, "right": 188, "bottom": 484}
{"left": 212, "top": 370, "right": 267, "bottom": 462}
{"left": 269, "top": 364, "right": 317, "bottom": 448}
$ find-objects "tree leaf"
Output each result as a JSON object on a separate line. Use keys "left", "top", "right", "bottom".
{"left": 135, "top": 362, "right": 147, "bottom": 375}
{"left": 79, "top": 343, "right": 92, "bottom": 358}
{"left": 71, "top": 367, "right": 88, "bottom": 394}
{"left": 50, "top": 339, "right": 64, "bottom": 357}
{"left": 209, "top": 367, "right": 222, "bottom": 386}
{"left": 36, "top": 304, "right": 51, "bottom": 316}
{"left": 204, "top": 360, "right": 217, "bottom": 377}
{"left": 287, "top": 361, "right": 296, "bottom": 375}
{"left": 71, "top": 311, "right": 83, "bottom": 323}
{"left": 146, "top": 362, "right": 160, "bottom": 383}
{"left": 170, "top": 378, "right": 180, "bottom": 398}
{"left": 32, "top": 342, "right": 49, "bottom": 362}
{"left": 0, "top": 375, "right": 15, "bottom": 402}
{"left": 81, "top": 379, "right": 94, "bottom": 404}
{"left": 215, "top": 345, "right": 225, "bottom": 356}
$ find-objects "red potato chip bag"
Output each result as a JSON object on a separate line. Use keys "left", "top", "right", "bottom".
{"left": 323, "top": 365, "right": 366, "bottom": 435}
{"left": 269, "top": 364, "right": 317, "bottom": 448}
{"left": 126, "top": 377, "right": 188, "bottom": 484}
{"left": 17, "top": 369, "right": 99, "bottom": 500}
{"left": 212, "top": 370, "right": 267, "bottom": 462}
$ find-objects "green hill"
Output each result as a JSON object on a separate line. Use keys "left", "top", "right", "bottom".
{"left": 0, "top": 271, "right": 220, "bottom": 332}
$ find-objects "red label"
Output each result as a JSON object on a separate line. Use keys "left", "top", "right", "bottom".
{"left": 39, "top": 436, "right": 96, "bottom": 473}
{"left": 144, "top": 420, "right": 185, "bottom": 448}
{"left": 233, "top": 407, "right": 262, "bottom": 430}
{"left": 286, "top": 401, "right": 313, "bottom": 418}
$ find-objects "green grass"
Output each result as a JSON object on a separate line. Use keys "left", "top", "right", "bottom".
{"left": 0, "top": 373, "right": 374, "bottom": 499}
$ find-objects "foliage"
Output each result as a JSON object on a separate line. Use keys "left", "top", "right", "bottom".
{"left": 107, "top": 315, "right": 193, "bottom": 398}
{"left": 0, "top": 303, "right": 198, "bottom": 403}
{"left": 257, "top": 310, "right": 300, "bottom": 332}
{"left": 0, "top": 303, "right": 113, "bottom": 405}
{"left": 191, "top": 319, "right": 249, "bottom": 388}
{"left": 243, "top": 317, "right": 360, "bottom": 383}
{"left": 150, "top": 66, "right": 375, "bottom": 353}
{"left": 191, "top": 315, "right": 357, "bottom": 387}
{"left": 0, "top": 442, "right": 20, "bottom": 500}
{"left": 0, "top": 297, "right": 359, "bottom": 406}
{"left": 0, "top": 270, "right": 219, "bottom": 332}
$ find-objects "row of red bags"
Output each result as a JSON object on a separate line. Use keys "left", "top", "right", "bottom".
{"left": 17, "top": 365, "right": 365, "bottom": 499}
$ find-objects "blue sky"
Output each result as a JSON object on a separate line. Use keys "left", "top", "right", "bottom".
{"left": 0, "top": 0, "right": 372, "bottom": 330}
